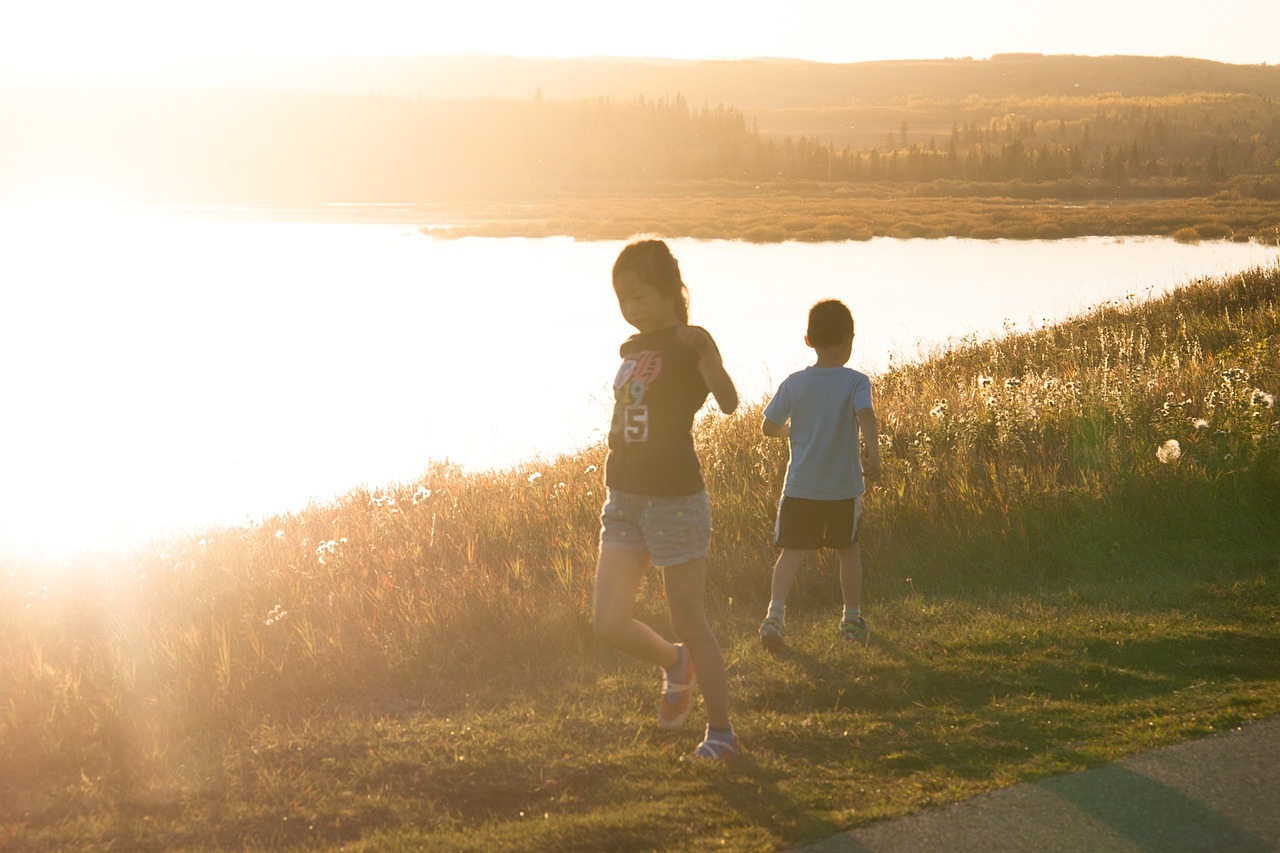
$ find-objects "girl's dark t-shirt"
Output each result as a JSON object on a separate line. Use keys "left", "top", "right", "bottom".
{"left": 605, "top": 326, "right": 709, "bottom": 496}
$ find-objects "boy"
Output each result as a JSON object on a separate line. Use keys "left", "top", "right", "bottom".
{"left": 760, "top": 299, "right": 881, "bottom": 651}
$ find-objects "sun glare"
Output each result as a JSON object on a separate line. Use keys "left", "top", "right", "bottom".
{"left": 3, "top": 186, "right": 126, "bottom": 218}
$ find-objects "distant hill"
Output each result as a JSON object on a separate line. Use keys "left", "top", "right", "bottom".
{"left": 179, "top": 53, "right": 1280, "bottom": 109}
{"left": 3, "top": 53, "right": 1278, "bottom": 205}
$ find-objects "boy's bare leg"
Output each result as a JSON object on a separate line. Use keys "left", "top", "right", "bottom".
{"left": 593, "top": 548, "right": 680, "bottom": 669}
{"left": 769, "top": 548, "right": 810, "bottom": 606}
{"left": 837, "top": 542, "right": 863, "bottom": 613}
{"left": 663, "top": 557, "right": 730, "bottom": 729}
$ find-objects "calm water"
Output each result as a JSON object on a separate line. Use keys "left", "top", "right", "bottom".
{"left": 3, "top": 204, "right": 1277, "bottom": 556}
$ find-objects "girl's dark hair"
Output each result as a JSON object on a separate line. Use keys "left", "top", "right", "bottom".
{"left": 807, "top": 299, "right": 854, "bottom": 348}
{"left": 612, "top": 239, "right": 689, "bottom": 324}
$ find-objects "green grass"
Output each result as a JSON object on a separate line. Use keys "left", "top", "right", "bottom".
{"left": 2, "top": 263, "right": 1278, "bottom": 851}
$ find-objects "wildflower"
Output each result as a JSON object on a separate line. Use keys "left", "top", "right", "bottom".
{"left": 1193, "top": 418, "right": 1210, "bottom": 431}
{"left": 265, "top": 604, "right": 289, "bottom": 625}
{"left": 929, "top": 400, "right": 948, "bottom": 418}
{"left": 275, "top": 529, "right": 285, "bottom": 539}
{"left": 1004, "top": 377, "right": 1022, "bottom": 390}
{"left": 584, "top": 464, "right": 597, "bottom": 474}
{"left": 1156, "top": 439, "right": 1182, "bottom": 464}
{"left": 976, "top": 375, "right": 994, "bottom": 389}
{"left": 528, "top": 472, "right": 543, "bottom": 484}
{"left": 413, "top": 485, "right": 432, "bottom": 504}
{"left": 1250, "top": 389, "right": 1275, "bottom": 408}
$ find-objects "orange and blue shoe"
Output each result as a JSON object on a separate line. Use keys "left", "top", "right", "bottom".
{"left": 658, "top": 643, "right": 696, "bottom": 730}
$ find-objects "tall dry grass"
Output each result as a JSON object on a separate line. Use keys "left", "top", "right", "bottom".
{"left": 2, "top": 263, "right": 1277, "bottom": 798}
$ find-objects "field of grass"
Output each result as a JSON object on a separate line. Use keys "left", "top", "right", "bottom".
{"left": 421, "top": 181, "right": 1280, "bottom": 244}
{"left": 2, "top": 262, "right": 1278, "bottom": 850}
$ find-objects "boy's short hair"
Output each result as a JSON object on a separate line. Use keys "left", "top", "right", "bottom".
{"left": 807, "top": 299, "right": 854, "bottom": 348}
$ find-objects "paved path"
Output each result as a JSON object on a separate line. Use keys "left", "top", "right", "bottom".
{"left": 798, "top": 716, "right": 1280, "bottom": 853}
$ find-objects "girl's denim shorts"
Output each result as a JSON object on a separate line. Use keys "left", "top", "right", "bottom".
{"left": 599, "top": 489, "right": 712, "bottom": 568}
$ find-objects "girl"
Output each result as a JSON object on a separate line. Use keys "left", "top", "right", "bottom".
{"left": 592, "top": 239, "right": 740, "bottom": 760}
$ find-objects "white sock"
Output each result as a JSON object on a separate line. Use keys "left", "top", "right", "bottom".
{"left": 843, "top": 606, "right": 861, "bottom": 623}
{"left": 767, "top": 600, "right": 785, "bottom": 623}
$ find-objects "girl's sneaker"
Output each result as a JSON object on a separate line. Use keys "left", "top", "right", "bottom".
{"left": 759, "top": 616, "right": 785, "bottom": 653}
{"left": 658, "top": 643, "right": 696, "bottom": 730}
{"left": 840, "top": 616, "right": 869, "bottom": 644}
{"left": 693, "top": 727, "right": 740, "bottom": 760}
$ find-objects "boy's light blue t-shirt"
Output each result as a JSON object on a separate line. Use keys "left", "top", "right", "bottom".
{"left": 763, "top": 366, "right": 874, "bottom": 501}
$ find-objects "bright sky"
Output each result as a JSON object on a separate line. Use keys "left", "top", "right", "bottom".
{"left": 1, "top": 0, "right": 1277, "bottom": 85}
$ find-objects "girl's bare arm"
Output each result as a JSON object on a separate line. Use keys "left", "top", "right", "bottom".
{"left": 677, "top": 325, "right": 739, "bottom": 414}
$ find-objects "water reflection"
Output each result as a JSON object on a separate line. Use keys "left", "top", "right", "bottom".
{"left": 1, "top": 207, "right": 1276, "bottom": 555}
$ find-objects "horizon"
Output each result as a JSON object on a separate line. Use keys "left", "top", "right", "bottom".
{"left": 1, "top": 0, "right": 1276, "bottom": 87}
{"left": 1, "top": 50, "right": 1274, "bottom": 96}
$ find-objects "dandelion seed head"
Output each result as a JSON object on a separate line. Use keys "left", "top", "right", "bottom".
{"left": 1250, "top": 388, "right": 1274, "bottom": 408}
{"left": 1193, "top": 418, "right": 1210, "bottom": 431}
{"left": 1156, "top": 439, "right": 1182, "bottom": 464}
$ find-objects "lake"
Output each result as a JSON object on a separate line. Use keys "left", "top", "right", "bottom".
{"left": 3, "top": 202, "right": 1277, "bottom": 557}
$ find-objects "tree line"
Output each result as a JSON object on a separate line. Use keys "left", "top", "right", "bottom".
{"left": 2, "top": 86, "right": 1278, "bottom": 202}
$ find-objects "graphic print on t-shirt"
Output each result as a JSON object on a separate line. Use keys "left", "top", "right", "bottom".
{"left": 613, "top": 350, "right": 663, "bottom": 443}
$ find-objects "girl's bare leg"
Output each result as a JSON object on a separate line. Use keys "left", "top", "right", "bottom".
{"left": 593, "top": 548, "right": 680, "bottom": 669}
{"left": 662, "top": 556, "right": 730, "bottom": 729}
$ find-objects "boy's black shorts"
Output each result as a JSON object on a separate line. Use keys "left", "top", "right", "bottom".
{"left": 773, "top": 496, "right": 862, "bottom": 550}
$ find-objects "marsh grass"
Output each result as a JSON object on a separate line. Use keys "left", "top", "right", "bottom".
{"left": 2, "top": 264, "right": 1278, "bottom": 850}
{"left": 422, "top": 182, "right": 1280, "bottom": 244}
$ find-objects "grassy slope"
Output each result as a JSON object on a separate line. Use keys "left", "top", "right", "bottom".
{"left": 1, "top": 264, "right": 1278, "bottom": 850}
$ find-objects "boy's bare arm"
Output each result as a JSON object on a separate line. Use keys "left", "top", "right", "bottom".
{"left": 857, "top": 407, "right": 882, "bottom": 481}
{"left": 762, "top": 417, "right": 789, "bottom": 438}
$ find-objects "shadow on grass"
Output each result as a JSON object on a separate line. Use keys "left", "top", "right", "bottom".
{"left": 737, "top": 621, "right": 1280, "bottom": 787}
